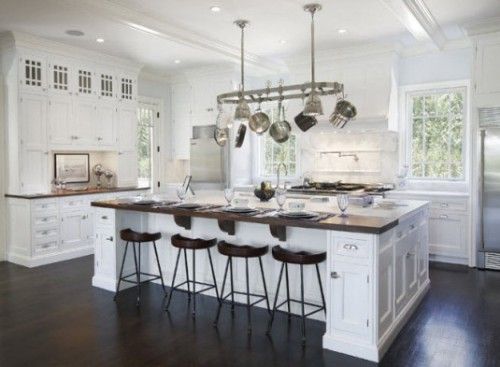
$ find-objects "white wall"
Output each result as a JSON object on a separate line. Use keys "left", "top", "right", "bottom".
{"left": 399, "top": 47, "right": 473, "bottom": 86}
{"left": 138, "top": 73, "right": 188, "bottom": 186}
{"left": 0, "top": 67, "right": 6, "bottom": 260}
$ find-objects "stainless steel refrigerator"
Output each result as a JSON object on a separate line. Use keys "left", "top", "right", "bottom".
{"left": 190, "top": 125, "right": 227, "bottom": 190}
{"left": 479, "top": 108, "right": 500, "bottom": 269}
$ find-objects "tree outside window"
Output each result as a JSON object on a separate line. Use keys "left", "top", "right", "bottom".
{"left": 408, "top": 87, "right": 466, "bottom": 180}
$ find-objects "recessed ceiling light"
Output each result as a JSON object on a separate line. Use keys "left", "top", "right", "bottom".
{"left": 338, "top": 29, "right": 347, "bottom": 34}
{"left": 174, "top": 59, "right": 181, "bottom": 64}
{"left": 96, "top": 38, "right": 105, "bottom": 43}
{"left": 279, "top": 39, "right": 287, "bottom": 44}
{"left": 210, "top": 6, "right": 221, "bottom": 12}
{"left": 65, "top": 29, "right": 84, "bottom": 37}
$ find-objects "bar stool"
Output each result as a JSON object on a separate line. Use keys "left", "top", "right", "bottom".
{"left": 165, "top": 234, "right": 219, "bottom": 316}
{"left": 213, "top": 241, "right": 270, "bottom": 333}
{"left": 115, "top": 228, "right": 166, "bottom": 306}
{"left": 266, "top": 245, "right": 327, "bottom": 345}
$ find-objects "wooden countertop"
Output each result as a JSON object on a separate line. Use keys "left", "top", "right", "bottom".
{"left": 5, "top": 186, "right": 149, "bottom": 199}
{"left": 91, "top": 200, "right": 399, "bottom": 235}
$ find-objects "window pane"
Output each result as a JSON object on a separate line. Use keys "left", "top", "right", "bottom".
{"left": 261, "top": 133, "right": 298, "bottom": 177}
{"left": 409, "top": 88, "right": 465, "bottom": 180}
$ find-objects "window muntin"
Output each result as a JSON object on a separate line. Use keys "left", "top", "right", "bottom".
{"left": 261, "top": 133, "right": 297, "bottom": 177}
{"left": 408, "top": 87, "right": 466, "bottom": 180}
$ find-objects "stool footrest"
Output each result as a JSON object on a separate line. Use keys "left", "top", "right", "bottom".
{"left": 120, "top": 272, "right": 162, "bottom": 285}
{"left": 171, "top": 280, "right": 216, "bottom": 296}
{"left": 220, "top": 290, "right": 268, "bottom": 307}
{"left": 276, "top": 298, "right": 325, "bottom": 318}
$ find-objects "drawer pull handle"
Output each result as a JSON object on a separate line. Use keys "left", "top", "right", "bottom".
{"left": 439, "top": 214, "right": 448, "bottom": 219}
{"left": 41, "top": 231, "right": 48, "bottom": 235}
{"left": 331, "top": 271, "right": 340, "bottom": 279}
{"left": 101, "top": 216, "right": 108, "bottom": 220}
{"left": 409, "top": 224, "right": 415, "bottom": 230}
{"left": 406, "top": 252, "right": 415, "bottom": 258}
{"left": 105, "top": 236, "right": 113, "bottom": 241}
{"left": 440, "top": 203, "right": 449, "bottom": 207}
{"left": 41, "top": 218, "right": 48, "bottom": 222}
{"left": 343, "top": 243, "right": 358, "bottom": 251}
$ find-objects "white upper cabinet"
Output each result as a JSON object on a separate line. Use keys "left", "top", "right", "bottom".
{"left": 18, "top": 53, "right": 47, "bottom": 91}
{"left": 118, "top": 74, "right": 137, "bottom": 103}
{"left": 171, "top": 82, "right": 192, "bottom": 160}
{"left": 117, "top": 105, "right": 137, "bottom": 151}
{"left": 73, "top": 98, "right": 97, "bottom": 146}
{"left": 18, "top": 93, "right": 49, "bottom": 193}
{"left": 97, "top": 68, "right": 116, "bottom": 101}
{"left": 48, "top": 94, "right": 73, "bottom": 146}
{"left": 75, "top": 66, "right": 96, "bottom": 98}
{"left": 191, "top": 78, "right": 232, "bottom": 126}
{"left": 474, "top": 35, "right": 500, "bottom": 106}
{"left": 95, "top": 102, "right": 117, "bottom": 148}
{"left": 47, "top": 57, "right": 73, "bottom": 96}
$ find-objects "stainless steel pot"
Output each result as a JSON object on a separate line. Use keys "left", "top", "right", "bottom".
{"left": 329, "top": 99, "right": 357, "bottom": 128}
{"left": 294, "top": 111, "right": 317, "bottom": 132}
{"left": 214, "top": 127, "right": 228, "bottom": 147}
{"left": 249, "top": 101, "right": 271, "bottom": 134}
{"left": 269, "top": 103, "right": 291, "bottom": 143}
{"left": 234, "top": 123, "right": 247, "bottom": 148}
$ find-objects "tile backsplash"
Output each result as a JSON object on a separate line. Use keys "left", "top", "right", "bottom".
{"left": 300, "top": 130, "right": 398, "bottom": 184}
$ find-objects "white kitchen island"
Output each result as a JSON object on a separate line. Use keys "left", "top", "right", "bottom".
{"left": 91, "top": 191, "right": 429, "bottom": 362}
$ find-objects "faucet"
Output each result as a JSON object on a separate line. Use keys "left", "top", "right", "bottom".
{"left": 276, "top": 163, "right": 288, "bottom": 189}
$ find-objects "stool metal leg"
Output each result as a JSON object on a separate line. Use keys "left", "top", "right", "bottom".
{"left": 207, "top": 248, "right": 220, "bottom": 300}
{"left": 266, "top": 263, "right": 285, "bottom": 335}
{"left": 183, "top": 249, "right": 191, "bottom": 298}
{"left": 165, "top": 248, "right": 182, "bottom": 310}
{"left": 316, "top": 264, "right": 326, "bottom": 315}
{"left": 132, "top": 242, "right": 141, "bottom": 307}
{"left": 214, "top": 257, "right": 230, "bottom": 326}
{"left": 114, "top": 241, "right": 129, "bottom": 301}
{"left": 258, "top": 257, "right": 271, "bottom": 313}
{"left": 300, "top": 264, "right": 306, "bottom": 345}
{"left": 192, "top": 249, "right": 196, "bottom": 316}
{"left": 285, "top": 263, "right": 291, "bottom": 319}
{"left": 245, "top": 257, "right": 251, "bottom": 333}
{"left": 229, "top": 256, "right": 235, "bottom": 313}
{"left": 152, "top": 241, "right": 167, "bottom": 296}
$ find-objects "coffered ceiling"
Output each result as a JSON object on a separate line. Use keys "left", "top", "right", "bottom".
{"left": 0, "top": 0, "right": 499, "bottom": 76}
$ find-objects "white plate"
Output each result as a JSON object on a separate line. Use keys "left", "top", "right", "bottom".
{"left": 175, "top": 203, "right": 202, "bottom": 209}
{"left": 223, "top": 206, "right": 257, "bottom": 213}
{"left": 132, "top": 199, "right": 157, "bottom": 205}
{"left": 278, "top": 210, "right": 318, "bottom": 219}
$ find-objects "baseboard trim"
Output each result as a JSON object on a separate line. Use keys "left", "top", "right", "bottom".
{"left": 430, "top": 254, "right": 468, "bottom": 265}
{"left": 7, "top": 247, "right": 94, "bottom": 268}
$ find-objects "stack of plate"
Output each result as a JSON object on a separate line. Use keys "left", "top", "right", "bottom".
{"left": 222, "top": 206, "right": 258, "bottom": 214}
{"left": 174, "top": 203, "right": 202, "bottom": 209}
{"left": 277, "top": 210, "right": 318, "bottom": 219}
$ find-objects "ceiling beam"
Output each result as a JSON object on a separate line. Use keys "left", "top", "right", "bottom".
{"left": 378, "top": 0, "right": 446, "bottom": 49}
{"left": 54, "top": 0, "right": 284, "bottom": 73}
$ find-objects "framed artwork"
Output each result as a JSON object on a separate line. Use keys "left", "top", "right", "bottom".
{"left": 54, "top": 153, "right": 90, "bottom": 183}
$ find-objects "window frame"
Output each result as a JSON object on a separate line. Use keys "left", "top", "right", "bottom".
{"left": 400, "top": 80, "right": 470, "bottom": 186}
{"left": 254, "top": 132, "right": 301, "bottom": 183}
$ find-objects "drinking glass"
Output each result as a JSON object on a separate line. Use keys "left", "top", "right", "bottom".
{"left": 176, "top": 186, "right": 187, "bottom": 203}
{"left": 337, "top": 193, "right": 349, "bottom": 217}
{"left": 276, "top": 188, "right": 287, "bottom": 211}
{"left": 224, "top": 188, "right": 234, "bottom": 207}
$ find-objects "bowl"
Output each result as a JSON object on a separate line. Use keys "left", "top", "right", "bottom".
{"left": 254, "top": 188, "right": 275, "bottom": 202}
{"left": 232, "top": 198, "right": 249, "bottom": 208}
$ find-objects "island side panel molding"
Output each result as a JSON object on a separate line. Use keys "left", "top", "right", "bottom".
{"left": 323, "top": 205, "right": 430, "bottom": 363}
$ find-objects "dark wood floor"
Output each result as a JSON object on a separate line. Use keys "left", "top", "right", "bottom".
{"left": 0, "top": 257, "right": 499, "bottom": 367}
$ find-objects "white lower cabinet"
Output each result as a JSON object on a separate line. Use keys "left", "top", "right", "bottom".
{"left": 325, "top": 206, "right": 429, "bottom": 362}
{"left": 6, "top": 190, "right": 146, "bottom": 267}
{"left": 330, "top": 261, "right": 371, "bottom": 337}
{"left": 386, "top": 192, "right": 470, "bottom": 264}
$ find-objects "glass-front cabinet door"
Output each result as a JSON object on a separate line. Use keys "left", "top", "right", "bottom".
{"left": 18, "top": 54, "right": 47, "bottom": 91}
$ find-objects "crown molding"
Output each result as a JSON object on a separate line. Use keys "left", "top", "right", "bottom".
{"left": 464, "top": 17, "right": 500, "bottom": 37}
{"left": 379, "top": 0, "right": 446, "bottom": 49}
{"left": 57, "top": 0, "right": 283, "bottom": 74}
{"left": 0, "top": 31, "right": 142, "bottom": 72}
{"left": 399, "top": 37, "right": 472, "bottom": 57}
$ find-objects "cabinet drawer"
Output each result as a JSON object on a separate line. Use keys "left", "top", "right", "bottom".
{"left": 95, "top": 210, "right": 115, "bottom": 228}
{"left": 333, "top": 237, "right": 370, "bottom": 263}
{"left": 32, "top": 199, "right": 58, "bottom": 212}
{"left": 60, "top": 197, "right": 90, "bottom": 210}
{"left": 430, "top": 199, "right": 467, "bottom": 212}
{"left": 33, "top": 240, "right": 59, "bottom": 255}
{"left": 33, "top": 227, "right": 59, "bottom": 240}
{"left": 33, "top": 213, "right": 59, "bottom": 227}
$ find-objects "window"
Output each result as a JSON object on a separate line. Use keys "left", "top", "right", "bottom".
{"left": 260, "top": 133, "right": 298, "bottom": 177}
{"left": 137, "top": 104, "right": 155, "bottom": 187}
{"left": 406, "top": 86, "right": 467, "bottom": 180}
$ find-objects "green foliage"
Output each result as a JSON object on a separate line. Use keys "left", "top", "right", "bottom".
{"left": 137, "top": 108, "right": 153, "bottom": 185}
{"left": 410, "top": 90, "right": 464, "bottom": 180}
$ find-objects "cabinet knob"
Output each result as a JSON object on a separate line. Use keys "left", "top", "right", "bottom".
{"left": 105, "top": 236, "right": 114, "bottom": 242}
{"left": 101, "top": 215, "right": 108, "bottom": 220}
{"left": 330, "top": 271, "right": 340, "bottom": 279}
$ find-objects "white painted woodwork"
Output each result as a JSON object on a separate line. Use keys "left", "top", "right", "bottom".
{"left": 170, "top": 82, "right": 192, "bottom": 160}
{"left": 95, "top": 102, "right": 117, "bottom": 147}
{"left": 386, "top": 192, "right": 470, "bottom": 264}
{"left": 474, "top": 34, "right": 500, "bottom": 106}
{"left": 5, "top": 190, "right": 146, "bottom": 268}
{"left": 48, "top": 94, "right": 73, "bottom": 146}
{"left": 117, "top": 151, "right": 139, "bottom": 187}
{"left": 91, "top": 198, "right": 429, "bottom": 363}
{"left": 117, "top": 105, "right": 137, "bottom": 151}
